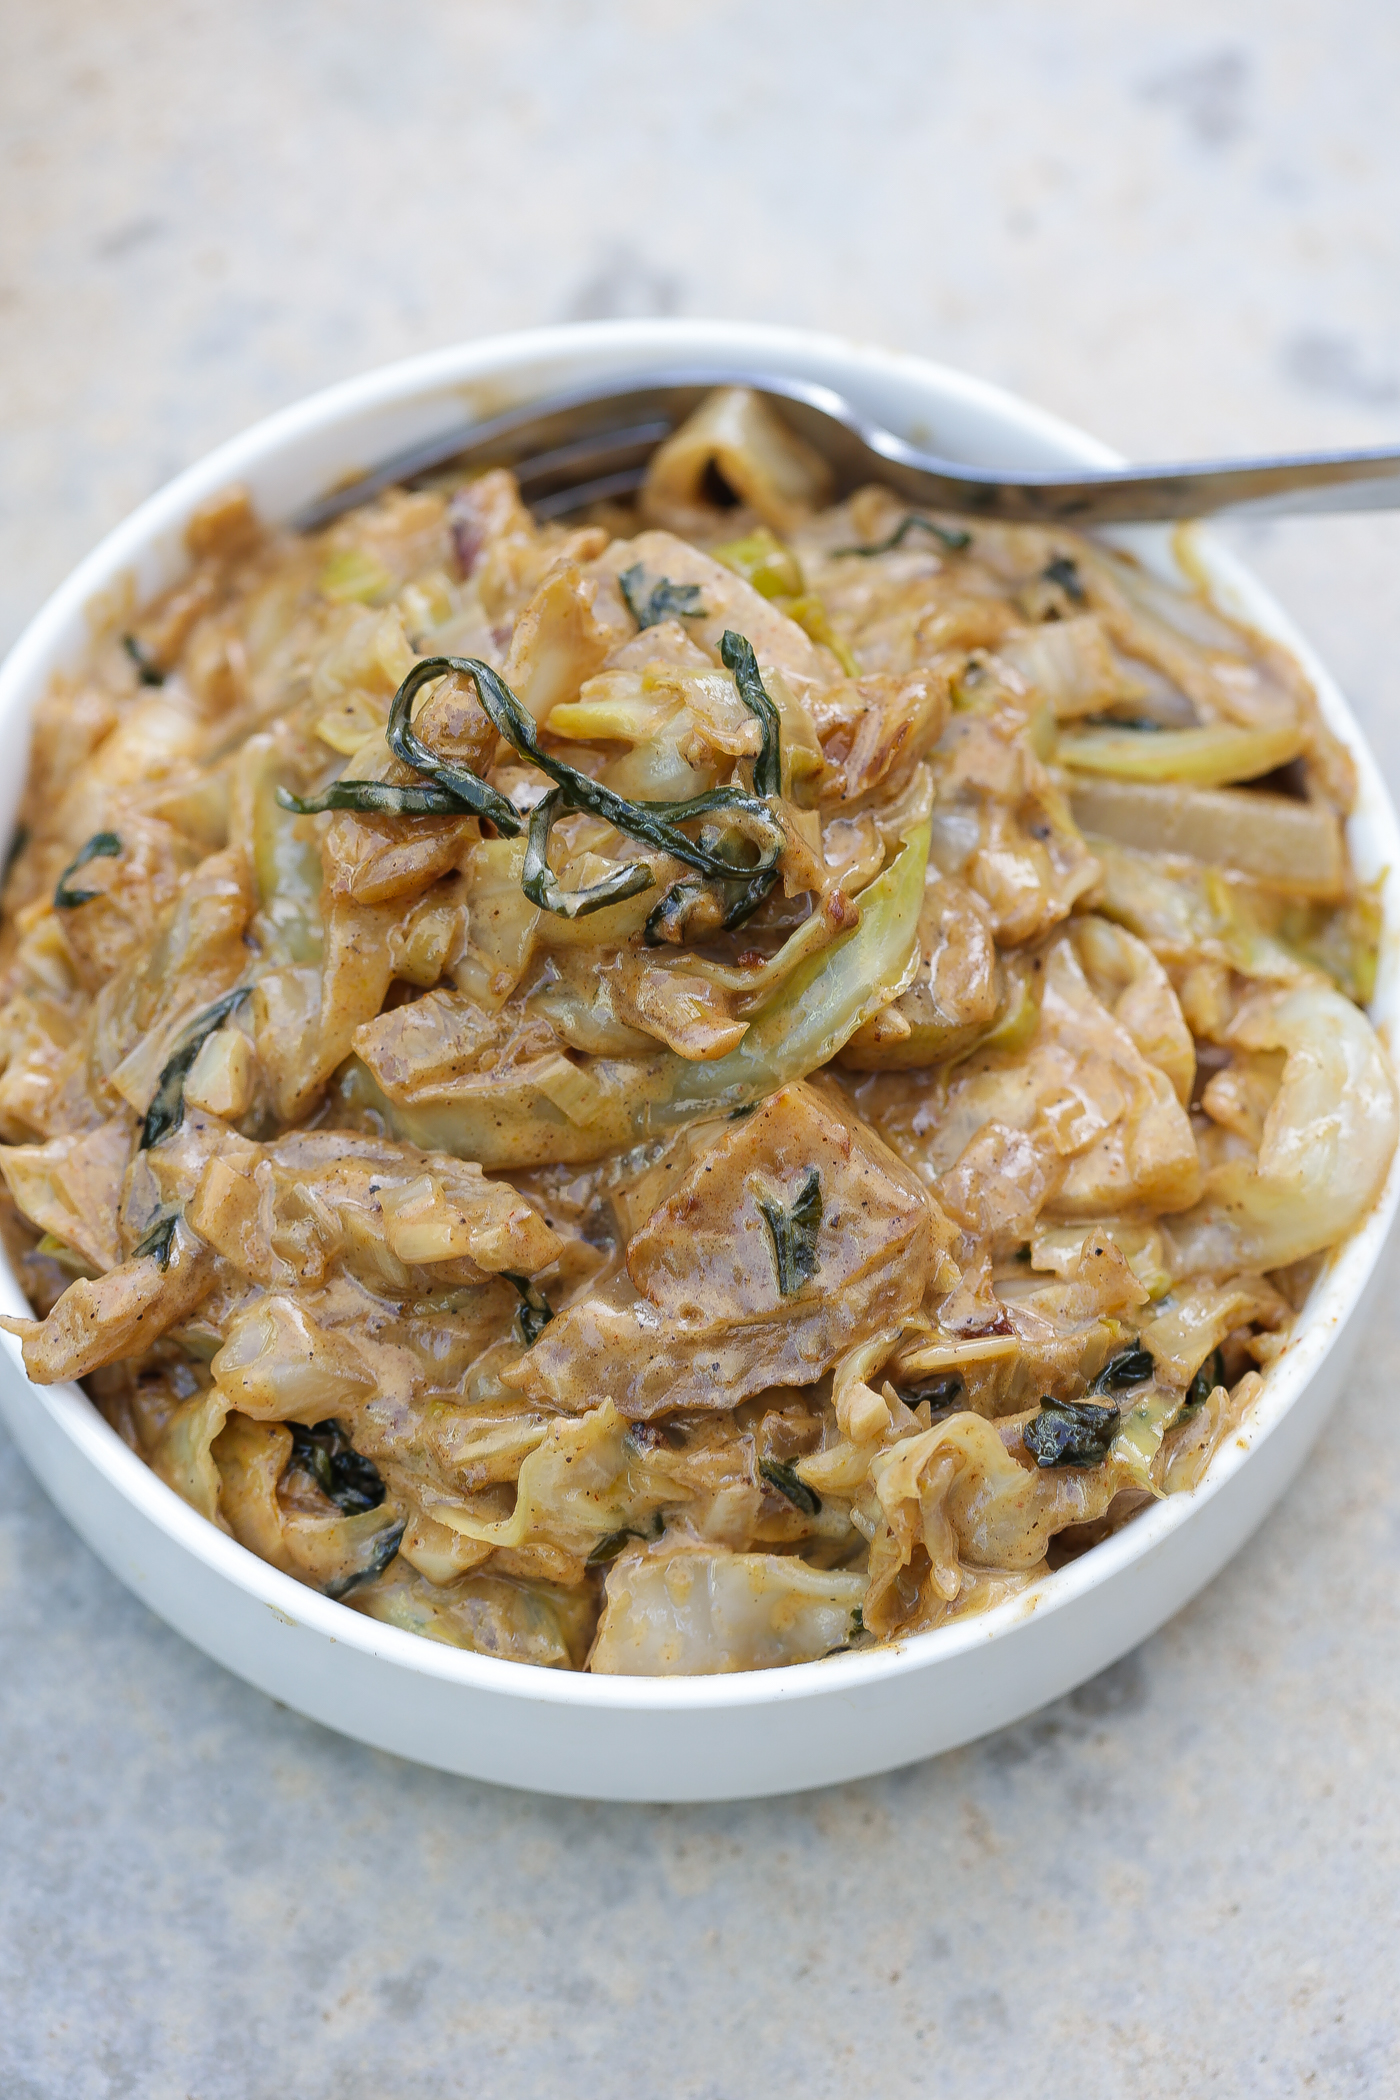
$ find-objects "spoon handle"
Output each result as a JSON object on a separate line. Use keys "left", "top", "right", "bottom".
{"left": 870, "top": 440, "right": 1400, "bottom": 525}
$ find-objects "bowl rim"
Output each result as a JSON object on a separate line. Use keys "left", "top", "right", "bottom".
{"left": 3, "top": 314, "right": 1397, "bottom": 1713}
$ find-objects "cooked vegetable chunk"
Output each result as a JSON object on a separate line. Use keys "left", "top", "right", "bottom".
{"left": 509, "top": 1081, "right": 948, "bottom": 1417}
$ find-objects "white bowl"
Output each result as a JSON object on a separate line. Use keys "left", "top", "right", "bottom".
{"left": 2, "top": 320, "right": 1397, "bottom": 1803}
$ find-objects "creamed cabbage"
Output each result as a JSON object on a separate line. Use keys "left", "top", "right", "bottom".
{"left": 0, "top": 389, "right": 1392, "bottom": 1675}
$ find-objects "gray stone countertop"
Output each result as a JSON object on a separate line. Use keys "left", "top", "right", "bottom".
{"left": 2, "top": 5, "right": 1398, "bottom": 2093}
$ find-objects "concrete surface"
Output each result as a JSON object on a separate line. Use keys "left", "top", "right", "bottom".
{"left": 2, "top": 4, "right": 1399, "bottom": 2093}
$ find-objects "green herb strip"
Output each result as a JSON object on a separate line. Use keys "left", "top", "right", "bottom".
{"left": 276, "top": 780, "right": 472, "bottom": 816}
{"left": 323, "top": 1520, "right": 405, "bottom": 1601}
{"left": 586, "top": 1529, "right": 641, "bottom": 1567}
{"left": 618, "top": 564, "right": 706, "bottom": 629}
{"left": 122, "top": 633, "right": 165, "bottom": 685}
{"left": 1023, "top": 1396, "right": 1121, "bottom": 1469}
{"left": 387, "top": 659, "right": 525, "bottom": 834}
{"left": 4, "top": 824, "right": 30, "bottom": 883}
{"left": 758, "top": 1167, "right": 823, "bottom": 1296}
{"left": 1180, "top": 1347, "right": 1225, "bottom": 1420}
{"left": 315, "top": 647, "right": 790, "bottom": 930}
{"left": 643, "top": 863, "right": 779, "bottom": 947}
{"left": 504, "top": 1271, "right": 554, "bottom": 1347}
{"left": 1092, "top": 1345, "right": 1156, "bottom": 1394}
{"left": 758, "top": 1456, "right": 822, "bottom": 1516}
{"left": 1082, "top": 714, "right": 1167, "bottom": 733}
{"left": 387, "top": 657, "right": 785, "bottom": 897}
{"left": 641, "top": 630, "right": 784, "bottom": 940}
{"left": 140, "top": 986, "right": 253, "bottom": 1150}
{"left": 291, "top": 1419, "right": 387, "bottom": 1515}
{"left": 132, "top": 1212, "right": 179, "bottom": 1270}
{"left": 466, "top": 655, "right": 784, "bottom": 880}
{"left": 586, "top": 1515, "right": 665, "bottom": 1567}
{"left": 834, "top": 514, "right": 972, "bottom": 558}
{"left": 1042, "top": 554, "right": 1086, "bottom": 604}
{"left": 719, "top": 630, "right": 782, "bottom": 798}
{"left": 896, "top": 1372, "right": 966, "bottom": 1421}
{"left": 523, "top": 788, "right": 654, "bottom": 918}
{"left": 53, "top": 831, "right": 122, "bottom": 909}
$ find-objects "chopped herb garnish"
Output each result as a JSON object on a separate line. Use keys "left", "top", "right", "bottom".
{"left": 3, "top": 824, "right": 29, "bottom": 882}
{"left": 122, "top": 633, "right": 164, "bottom": 685}
{"left": 291, "top": 1419, "right": 387, "bottom": 1515}
{"left": 644, "top": 862, "right": 779, "bottom": 946}
{"left": 643, "top": 877, "right": 714, "bottom": 946}
{"left": 132, "top": 1211, "right": 179, "bottom": 1270}
{"left": 1180, "top": 1347, "right": 1225, "bottom": 1419}
{"left": 758, "top": 1456, "right": 822, "bottom": 1516}
{"left": 719, "top": 630, "right": 782, "bottom": 799}
{"left": 618, "top": 564, "right": 706, "bottom": 629}
{"left": 522, "top": 787, "right": 654, "bottom": 919}
{"left": 323, "top": 1519, "right": 404, "bottom": 1600}
{"left": 140, "top": 986, "right": 252, "bottom": 1149}
{"left": 368, "top": 653, "right": 789, "bottom": 942}
{"left": 276, "top": 780, "right": 472, "bottom": 816}
{"left": 586, "top": 1528, "right": 641, "bottom": 1566}
{"left": 1023, "top": 1395, "right": 1121, "bottom": 1469}
{"left": 758, "top": 1167, "right": 822, "bottom": 1296}
{"left": 834, "top": 514, "right": 972, "bottom": 558}
{"left": 393, "top": 658, "right": 784, "bottom": 886}
{"left": 386, "top": 660, "right": 525, "bottom": 835}
{"left": 850, "top": 1605, "right": 866, "bottom": 1638}
{"left": 898, "top": 1373, "right": 965, "bottom": 1420}
{"left": 586, "top": 1514, "right": 664, "bottom": 1567}
{"left": 1082, "top": 714, "right": 1167, "bottom": 733}
{"left": 641, "top": 630, "right": 786, "bottom": 941}
{"left": 53, "top": 831, "right": 122, "bottom": 909}
{"left": 1042, "top": 555, "right": 1086, "bottom": 604}
{"left": 1092, "top": 1346, "right": 1156, "bottom": 1394}
{"left": 504, "top": 1272, "right": 554, "bottom": 1346}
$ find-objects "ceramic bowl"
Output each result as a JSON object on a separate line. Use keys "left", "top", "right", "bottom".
{"left": 2, "top": 319, "right": 1396, "bottom": 1802}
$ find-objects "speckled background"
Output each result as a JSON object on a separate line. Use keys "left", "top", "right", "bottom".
{"left": 2, "top": 5, "right": 1399, "bottom": 2093}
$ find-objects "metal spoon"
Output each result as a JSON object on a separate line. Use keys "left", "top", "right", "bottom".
{"left": 294, "top": 368, "right": 1400, "bottom": 534}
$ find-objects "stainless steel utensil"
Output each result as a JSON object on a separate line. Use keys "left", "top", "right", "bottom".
{"left": 294, "top": 368, "right": 1400, "bottom": 534}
